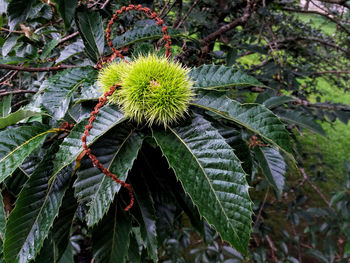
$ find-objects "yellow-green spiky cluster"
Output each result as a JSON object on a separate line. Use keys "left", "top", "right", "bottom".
{"left": 97, "top": 54, "right": 194, "bottom": 126}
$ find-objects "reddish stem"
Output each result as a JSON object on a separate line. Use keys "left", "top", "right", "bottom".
{"left": 82, "top": 5, "right": 173, "bottom": 211}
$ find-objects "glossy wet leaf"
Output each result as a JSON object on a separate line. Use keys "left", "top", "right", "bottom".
{"left": 189, "top": 65, "right": 264, "bottom": 90}
{"left": 3, "top": 143, "right": 73, "bottom": 263}
{"left": 40, "top": 67, "right": 97, "bottom": 120}
{"left": 74, "top": 126, "right": 143, "bottom": 226}
{"left": 0, "top": 125, "right": 54, "bottom": 182}
{"left": 92, "top": 204, "right": 132, "bottom": 263}
{"left": 254, "top": 147, "right": 286, "bottom": 198}
{"left": 54, "top": 0, "right": 78, "bottom": 29}
{"left": 0, "top": 108, "right": 43, "bottom": 129}
{"left": 192, "top": 91, "right": 292, "bottom": 154}
{"left": 153, "top": 115, "right": 252, "bottom": 255}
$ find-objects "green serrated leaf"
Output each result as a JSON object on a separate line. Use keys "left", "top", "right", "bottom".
{"left": 92, "top": 203, "right": 132, "bottom": 263}
{"left": 40, "top": 38, "right": 60, "bottom": 61}
{"left": 192, "top": 91, "right": 292, "bottom": 155}
{"left": 152, "top": 115, "right": 252, "bottom": 255}
{"left": 188, "top": 65, "right": 265, "bottom": 90}
{"left": 2, "top": 35, "right": 19, "bottom": 57}
{"left": 55, "top": 39, "right": 84, "bottom": 64}
{"left": 53, "top": 105, "right": 126, "bottom": 179}
{"left": 254, "top": 147, "right": 286, "bottom": 198}
{"left": 262, "top": 95, "right": 294, "bottom": 109}
{"left": 0, "top": 125, "right": 55, "bottom": 182}
{"left": 76, "top": 9, "right": 104, "bottom": 63}
{"left": 74, "top": 126, "right": 143, "bottom": 226}
{"left": 40, "top": 67, "right": 97, "bottom": 119}
{"left": 112, "top": 24, "right": 181, "bottom": 50}
{"left": 74, "top": 83, "right": 102, "bottom": 104}
{"left": 0, "top": 94, "right": 12, "bottom": 118}
{"left": 7, "top": 0, "right": 35, "bottom": 30}
{"left": 0, "top": 108, "right": 43, "bottom": 129}
{"left": 277, "top": 110, "right": 326, "bottom": 136}
{"left": 53, "top": 0, "right": 78, "bottom": 29}
{"left": 3, "top": 143, "right": 73, "bottom": 263}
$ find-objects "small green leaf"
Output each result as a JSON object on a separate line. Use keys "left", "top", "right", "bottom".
{"left": 53, "top": 0, "right": 78, "bottom": 29}
{"left": 0, "top": 94, "right": 12, "bottom": 118}
{"left": 76, "top": 9, "right": 104, "bottom": 63}
{"left": 40, "top": 66, "right": 97, "bottom": 119}
{"left": 55, "top": 39, "right": 84, "bottom": 64}
{"left": 153, "top": 115, "right": 252, "bottom": 255}
{"left": 3, "top": 143, "right": 73, "bottom": 263}
{"left": 277, "top": 110, "right": 326, "bottom": 136}
{"left": 263, "top": 96, "right": 294, "bottom": 109}
{"left": 0, "top": 125, "right": 55, "bottom": 182}
{"left": 192, "top": 91, "right": 292, "bottom": 155}
{"left": 188, "top": 65, "right": 265, "bottom": 90}
{"left": 112, "top": 24, "right": 181, "bottom": 50}
{"left": 0, "top": 0, "right": 9, "bottom": 15}
{"left": 0, "top": 108, "right": 43, "bottom": 129}
{"left": 40, "top": 38, "right": 60, "bottom": 60}
{"left": 92, "top": 203, "right": 132, "bottom": 263}
{"left": 74, "top": 126, "right": 143, "bottom": 226}
{"left": 7, "top": 0, "right": 35, "bottom": 30}
{"left": 254, "top": 147, "right": 286, "bottom": 198}
{"left": 2, "top": 35, "right": 19, "bottom": 57}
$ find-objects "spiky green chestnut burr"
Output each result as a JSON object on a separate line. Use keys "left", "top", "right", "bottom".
{"left": 98, "top": 54, "right": 194, "bottom": 126}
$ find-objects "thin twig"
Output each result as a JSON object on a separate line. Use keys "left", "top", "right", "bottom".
{"left": 299, "top": 168, "right": 332, "bottom": 208}
{"left": 0, "top": 64, "right": 77, "bottom": 72}
{"left": 253, "top": 188, "right": 269, "bottom": 227}
{"left": 175, "top": 0, "right": 200, "bottom": 29}
{"left": 0, "top": 90, "right": 37, "bottom": 97}
{"left": 58, "top": 32, "right": 79, "bottom": 44}
{"left": 159, "top": 0, "right": 172, "bottom": 17}
{"left": 101, "top": 0, "right": 112, "bottom": 9}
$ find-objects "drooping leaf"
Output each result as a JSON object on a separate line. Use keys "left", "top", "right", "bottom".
{"left": 188, "top": 65, "right": 265, "bottom": 90}
{"left": 277, "top": 109, "right": 326, "bottom": 136}
{"left": 3, "top": 143, "right": 73, "bottom": 263}
{"left": 92, "top": 203, "right": 132, "bottom": 263}
{"left": 41, "top": 66, "right": 97, "bottom": 119}
{"left": 112, "top": 24, "right": 181, "bottom": 50}
{"left": 55, "top": 39, "right": 84, "bottom": 64}
{"left": 213, "top": 122, "right": 252, "bottom": 175}
{"left": 7, "top": 0, "right": 36, "bottom": 30}
{"left": 0, "top": 0, "right": 9, "bottom": 15}
{"left": 4, "top": 169, "right": 28, "bottom": 197}
{"left": 74, "top": 126, "right": 143, "bottom": 226}
{"left": 40, "top": 38, "right": 60, "bottom": 61}
{"left": 0, "top": 94, "right": 12, "bottom": 118}
{"left": 254, "top": 147, "right": 286, "bottom": 198}
{"left": 0, "top": 108, "right": 43, "bottom": 129}
{"left": 50, "top": 188, "right": 78, "bottom": 262}
{"left": 2, "top": 35, "right": 19, "bottom": 57}
{"left": 58, "top": 242, "right": 74, "bottom": 263}
{"left": 130, "top": 171, "right": 158, "bottom": 262}
{"left": 0, "top": 192, "right": 6, "bottom": 241}
{"left": 76, "top": 9, "right": 104, "bottom": 63}
{"left": 152, "top": 115, "right": 252, "bottom": 255}
{"left": 262, "top": 95, "right": 294, "bottom": 109}
{"left": 53, "top": 105, "right": 126, "bottom": 179}
{"left": 0, "top": 125, "right": 55, "bottom": 182}
{"left": 192, "top": 91, "right": 292, "bottom": 154}
{"left": 53, "top": 0, "right": 78, "bottom": 29}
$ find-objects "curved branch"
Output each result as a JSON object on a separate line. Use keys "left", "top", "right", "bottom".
{"left": 0, "top": 64, "right": 77, "bottom": 72}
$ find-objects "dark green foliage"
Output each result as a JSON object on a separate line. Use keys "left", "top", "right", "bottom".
{"left": 1, "top": 0, "right": 349, "bottom": 262}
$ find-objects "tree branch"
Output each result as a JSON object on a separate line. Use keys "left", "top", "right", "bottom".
{"left": 174, "top": 0, "right": 201, "bottom": 29}
{"left": 199, "top": 0, "right": 253, "bottom": 47}
{"left": 0, "top": 64, "right": 77, "bottom": 72}
{"left": 58, "top": 32, "right": 79, "bottom": 44}
{"left": 282, "top": 7, "right": 350, "bottom": 35}
{"left": 0, "top": 90, "right": 37, "bottom": 97}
